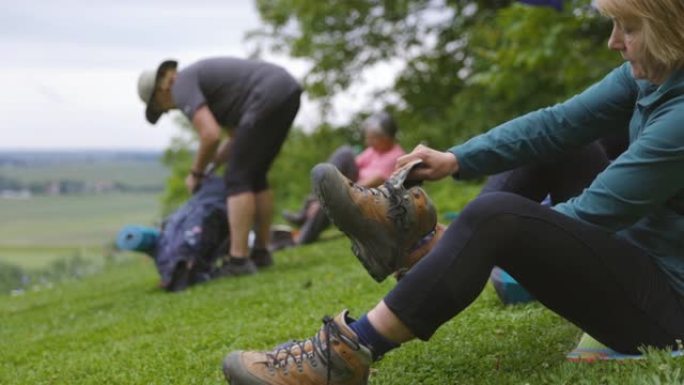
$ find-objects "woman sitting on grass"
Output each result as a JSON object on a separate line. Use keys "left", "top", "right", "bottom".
{"left": 222, "top": 0, "right": 684, "bottom": 383}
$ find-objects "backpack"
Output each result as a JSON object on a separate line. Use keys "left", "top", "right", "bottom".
{"left": 154, "top": 176, "right": 229, "bottom": 291}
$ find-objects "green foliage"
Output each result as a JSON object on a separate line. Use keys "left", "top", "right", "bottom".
{"left": 161, "top": 0, "right": 623, "bottom": 209}
{"left": 160, "top": 115, "right": 197, "bottom": 215}
{"left": 0, "top": 261, "right": 24, "bottom": 294}
{"left": 252, "top": 0, "right": 429, "bottom": 100}
{"left": 159, "top": 116, "right": 358, "bottom": 218}
{"left": 248, "top": 0, "right": 621, "bottom": 152}
{"left": 461, "top": 3, "right": 618, "bottom": 124}
{"left": 0, "top": 253, "right": 107, "bottom": 295}
{"left": 269, "top": 123, "right": 356, "bottom": 213}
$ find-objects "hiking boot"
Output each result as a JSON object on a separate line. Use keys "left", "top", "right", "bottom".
{"left": 223, "top": 310, "right": 372, "bottom": 385}
{"left": 250, "top": 248, "right": 274, "bottom": 268}
{"left": 217, "top": 257, "right": 258, "bottom": 277}
{"left": 312, "top": 160, "right": 437, "bottom": 282}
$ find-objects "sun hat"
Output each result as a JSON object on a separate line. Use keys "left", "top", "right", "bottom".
{"left": 137, "top": 59, "right": 178, "bottom": 124}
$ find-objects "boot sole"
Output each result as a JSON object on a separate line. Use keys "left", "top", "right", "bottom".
{"left": 222, "top": 353, "right": 235, "bottom": 384}
{"left": 311, "top": 164, "right": 397, "bottom": 282}
{"left": 222, "top": 352, "right": 262, "bottom": 385}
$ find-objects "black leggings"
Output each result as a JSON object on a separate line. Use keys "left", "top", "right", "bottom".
{"left": 384, "top": 143, "right": 684, "bottom": 353}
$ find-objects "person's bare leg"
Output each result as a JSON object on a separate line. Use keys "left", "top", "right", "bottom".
{"left": 228, "top": 192, "right": 256, "bottom": 258}
{"left": 367, "top": 300, "right": 416, "bottom": 344}
{"left": 253, "top": 189, "right": 273, "bottom": 249}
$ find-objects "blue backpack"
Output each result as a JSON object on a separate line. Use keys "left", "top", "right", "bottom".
{"left": 154, "top": 176, "right": 229, "bottom": 291}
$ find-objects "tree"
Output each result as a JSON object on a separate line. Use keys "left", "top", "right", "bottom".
{"left": 160, "top": 116, "right": 196, "bottom": 215}
{"left": 160, "top": 0, "right": 622, "bottom": 212}
{"left": 251, "top": 0, "right": 620, "bottom": 147}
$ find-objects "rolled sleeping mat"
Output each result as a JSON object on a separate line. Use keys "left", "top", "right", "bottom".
{"left": 490, "top": 266, "right": 535, "bottom": 305}
{"left": 116, "top": 225, "right": 160, "bottom": 254}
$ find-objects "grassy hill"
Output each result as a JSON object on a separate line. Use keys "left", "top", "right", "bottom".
{"left": 1, "top": 151, "right": 683, "bottom": 384}
{"left": 2, "top": 236, "right": 683, "bottom": 385}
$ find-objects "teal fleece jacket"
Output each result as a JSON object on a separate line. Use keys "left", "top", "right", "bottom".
{"left": 450, "top": 63, "right": 684, "bottom": 295}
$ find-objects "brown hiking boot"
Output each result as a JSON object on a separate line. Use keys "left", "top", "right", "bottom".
{"left": 223, "top": 310, "right": 372, "bottom": 385}
{"left": 312, "top": 160, "right": 437, "bottom": 282}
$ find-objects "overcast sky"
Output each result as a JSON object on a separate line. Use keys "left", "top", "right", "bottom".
{"left": 0, "top": 0, "right": 399, "bottom": 150}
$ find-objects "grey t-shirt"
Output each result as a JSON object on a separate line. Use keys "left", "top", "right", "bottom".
{"left": 172, "top": 57, "right": 300, "bottom": 127}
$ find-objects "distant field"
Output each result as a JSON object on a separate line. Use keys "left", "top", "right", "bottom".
{"left": 0, "top": 192, "right": 161, "bottom": 270}
{"left": 0, "top": 246, "right": 103, "bottom": 269}
{"left": 0, "top": 193, "right": 161, "bottom": 247}
{"left": 0, "top": 152, "right": 165, "bottom": 270}
{"left": 0, "top": 152, "right": 168, "bottom": 270}
{"left": 0, "top": 160, "right": 168, "bottom": 187}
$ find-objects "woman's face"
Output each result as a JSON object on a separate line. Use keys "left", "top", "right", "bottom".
{"left": 364, "top": 131, "right": 393, "bottom": 152}
{"left": 607, "top": 18, "right": 664, "bottom": 83}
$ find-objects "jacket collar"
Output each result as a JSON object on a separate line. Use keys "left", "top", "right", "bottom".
{"left": 637, "top": 66, "right": 684, "bottom": 108}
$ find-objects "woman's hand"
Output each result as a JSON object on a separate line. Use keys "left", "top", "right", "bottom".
{"left": 396, "top": 144, "right": 459, "bottom": 182}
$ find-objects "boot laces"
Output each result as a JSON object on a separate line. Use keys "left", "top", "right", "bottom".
{"left": 353, "top": 184, "right": 382, "bottom": 197}
{"left": 353, "top": 182, "right": 407, "bottom": 228}
{"left": 265, "top": 315, "right": 360, "bottom": 384}
{"left": 383, "top": 182, "right": 409, "bottom": 230}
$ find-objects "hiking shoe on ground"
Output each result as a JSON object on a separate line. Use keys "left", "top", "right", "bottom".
{"left": 217, "top": 257, "right": 258, "bottom": 277}
{"left": 250, "top": 248, "right": 274, "bottom": 268}
{"left": 223, "top": 310, "right": 372, "bottom": 385}
{"left": 566, "top": 333, "right": 684, "bottom": 362}
{"left": 311, "top": 160, "right": 437, "bottom": 282}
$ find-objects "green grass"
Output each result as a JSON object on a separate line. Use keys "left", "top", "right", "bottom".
{"left": 1, "top": 174, "right": 682, "bottom": 384}
{"left": 2, "top": 236, "right": 683, "bottom": 385}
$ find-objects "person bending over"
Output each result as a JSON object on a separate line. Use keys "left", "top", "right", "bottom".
{"left": 138, "top": 57, "right": 301, "bottom": 277}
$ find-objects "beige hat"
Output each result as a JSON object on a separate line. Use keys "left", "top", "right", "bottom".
{"left": 137, "top": 59, "right": 177, "bottom": 124}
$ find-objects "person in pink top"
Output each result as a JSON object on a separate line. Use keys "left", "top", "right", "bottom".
{"left": 355, "top": 134, "right": 405, "bottom": 186}
{"left": 283, "top": 111, "right": 405, "bottom": 244}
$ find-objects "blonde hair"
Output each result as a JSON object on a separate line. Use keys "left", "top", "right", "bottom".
{"left": 595, "top": 0, "right": 684, "bottom": 78}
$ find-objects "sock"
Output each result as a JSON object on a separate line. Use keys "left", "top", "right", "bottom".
{"left": 408, "top": 228, "right": 436, "bottom": 254}
{"left": 348, "top": 314, "right": 399, "bottom": 360}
